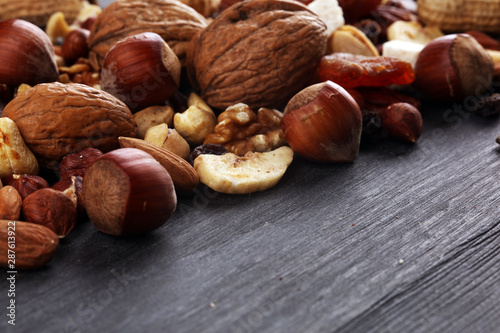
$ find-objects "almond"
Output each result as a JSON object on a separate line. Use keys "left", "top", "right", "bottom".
{"left": 118, "top": 137, "right": 199, "bottom": 196}
{"left": 0, "top": 220, "right": 59, "bottom": 270}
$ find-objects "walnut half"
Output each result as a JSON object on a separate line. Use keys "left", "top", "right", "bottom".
{"left": 204, "top": 103, "right": 286, "bottom": 156}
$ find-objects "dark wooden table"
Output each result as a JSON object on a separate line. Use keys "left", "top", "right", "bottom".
{"left": 3, "top": 2, "right": 500, "bottom": 333}
{"left": 3, "top": 99, "right": 500, "bottom": 333}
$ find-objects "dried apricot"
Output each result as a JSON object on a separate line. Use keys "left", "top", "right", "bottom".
{"left": 318, "top": 53, "right": 415, "bottom": 88}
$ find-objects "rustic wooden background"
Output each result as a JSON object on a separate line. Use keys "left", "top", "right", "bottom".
{"left": 2, "top": 1, "right": 500, "bottom": 332}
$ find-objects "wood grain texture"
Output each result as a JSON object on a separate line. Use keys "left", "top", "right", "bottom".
{"left": 1, "top": 98, "right": 499, "bottom": 333}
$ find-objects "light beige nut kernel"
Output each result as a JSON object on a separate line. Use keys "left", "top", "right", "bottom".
{"left": 134, "top": 105, "right": 174, "bottom": 139}
{"left": 173, "top": 93, "right": 216, "bottom": 145}
{"left": 387, "top": 21, "right": 443, "bottom": 45}
{"left": 0, "top": 117, "right": 39, "bottom": 178}
{"left": 144, "top": 124, "right": 191, "bottom": 160}
{"left": 45, "top": 11, "right": 73, "bottom": 44}
{"left": 194, "top": 146, "right": 294, "bottom": 194}
{"left": 327, "top": 25, "right": 379, "bottom": 57}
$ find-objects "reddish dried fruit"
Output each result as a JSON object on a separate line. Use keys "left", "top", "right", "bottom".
{"left": 318, "top": 53, "right": 415, "bottom": 89}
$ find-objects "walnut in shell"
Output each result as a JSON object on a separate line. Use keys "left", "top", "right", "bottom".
{"left": 186, "top": 0, "right": 327, "bottom": 110}
{"left": 87, "top": 0, "right": 208, "bottom": 68}
{"left": 1, "top": 82, "right": 137, "bottom": 169}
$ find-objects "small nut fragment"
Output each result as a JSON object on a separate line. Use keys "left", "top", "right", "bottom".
{"left": 0, "top": 220, "right": 59, "bottom": 270}
{"left": 119, "top": 137, "right": 199, "bottom": 195}
{"left": 22, "top": 188, "right": 77, "bottom": 238}
{"left": 45, "top": 11, "right": 73, "bottom": 44}
{"left": 0, "top": 186, "right": 21, "bottom": 220}
{"left": 327, "top": 25, "right": 379, "bottom": 57}
{"left": 386, "top": 21, "right": 443, "bottom": 45}
{"left": 144, "top": 124, "right": 191, "bottom": 160}
{"left": 173, "top": 93, "right": 217, "bottom": 145}
{"left": 204, "top": 103, "right": 286, "bottom": 156}
{"left": 194, "top": 146, "right": 294, "bottom": 194}
{"left": 134, "top": 105, "right": 174, "bottom": 139}
{"left": 52, "top": 176, "right": 85, "bottom": 216}
{"left": 2, "top": 174, "right": 49, "bottom": 200}
{"left": 0, "top": 117, "right": 39, "bottom": 178}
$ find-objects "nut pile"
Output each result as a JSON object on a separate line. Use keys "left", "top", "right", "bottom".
{"left": 1, "top": 0, "right": 500, "bottom": 269}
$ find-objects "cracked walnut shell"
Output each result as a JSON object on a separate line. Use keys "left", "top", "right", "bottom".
{"left": 186, "top": 0, "right": 327, "bottom": 110}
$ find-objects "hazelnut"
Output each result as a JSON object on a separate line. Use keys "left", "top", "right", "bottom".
{"left": 100, "top": 32, "right": 181, "bottom": 112}
{"left": 2, "top": 174, "right": 49, "bottom": 200}
{"left": 22, "top": 188, "right": 77, "bottom": 238}
{"left": 52, "top": 176, "right": 85, "bottom": 217}
{"left": 282, "top": 81, "right": 362, "bottom": 163}
{"left": 61, "top": 28, "right": 90, "bottom": 64}
{"left": 0, "top": 19, "right": 59, "bottom": 87}
{"left": 380, "top": 103, "right": 423, "bottom": 143}
{"left": 82, "top": 148, "right": 177, "bottom": 236}
{"left": 0, "top": 186, "right": 22, "bottom": 220}
{"left": 58, "top": 147, "right": 103, "bottom": 180}
{"left": 414, "top": 34, "right": 495, "bottom": 103}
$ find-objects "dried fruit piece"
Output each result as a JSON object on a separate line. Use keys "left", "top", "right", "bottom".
{"left": 0, "top": 220, "right": 59, "bottom": 270}
{"left": 318, "top": 53, "right": 415, "bottom": 88}
{"left": 194, "top": 146, "right": 293, "bottom": 194}
{"left": 187, "top": 144, "right": 228, "bottom": 166}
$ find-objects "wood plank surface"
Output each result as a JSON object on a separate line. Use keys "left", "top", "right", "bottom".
{"left": 2, "top": 1, "right": 500, "bottom": 332}
{"left": 1, "top": 97, "right": 499, "bottom": 333}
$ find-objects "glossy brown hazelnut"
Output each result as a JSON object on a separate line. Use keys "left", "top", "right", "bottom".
{"left": 0, "top": 19, "right": 59, "bottom": 87}
{"left": 82, "top": 148, "right": 177, "bottom": 236}
{"left": 61, "top": 28, "right": 90, "bottom": 64}
{"left": 22, "top": 188, "right": 77, "bottom": 238}
{"left": 414, "top": 34, "right": 494, "bottom": 103}
{"left": 100, "top": 32, "right": 181, "bottom": 112}
{"left": 282, "top": 81, "right": 362, "bottom": 163}
{"left": 2, "top": 174, "right": 49, "bottom": 200}
{"left": 380, "top": 103, "right": 423, "bottom": 143}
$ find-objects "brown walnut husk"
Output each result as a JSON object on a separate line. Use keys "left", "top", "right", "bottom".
{"left": 186, "top": 0, "right": 327, "bottom": 110}
{"left": 1, "top": 82, "right": 137, "bottom": 169}
{"left": 87, "top": 0, "right": 208, "bottom": 68}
